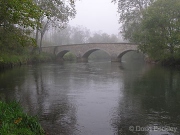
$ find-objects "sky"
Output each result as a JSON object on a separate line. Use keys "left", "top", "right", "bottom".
{"left": 69, "top": 0, "right": 120, "bottom": 35}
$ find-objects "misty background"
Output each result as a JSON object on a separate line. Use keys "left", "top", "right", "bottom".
{"left": 34, "top": 0, "right": 141, "bottom": 62}
{"left": 37, "top": 0, "right": 127, "bottom": 47}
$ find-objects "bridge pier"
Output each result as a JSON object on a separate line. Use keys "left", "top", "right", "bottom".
{"left": 76, "top": 57, "right": 88, "bottom": 62}
{"left": 111, "top": 55, "right": 121, "bottom": 62}
{"left": 111, "top": 58, "right": 121, "bottom": 62}
{"left": 56, "top": 57, "right": 64, "bottom": 63}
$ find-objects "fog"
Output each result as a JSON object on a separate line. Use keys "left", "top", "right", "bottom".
{"left": 70, "top": 0, "right": 120, "bottom": 35}
{"left": 42, "top": 0, "right": 123, "bottom": 46}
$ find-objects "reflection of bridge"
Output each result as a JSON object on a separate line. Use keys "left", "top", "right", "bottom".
{"left": 42, "top": 43, "right": 138, "bottom": 62}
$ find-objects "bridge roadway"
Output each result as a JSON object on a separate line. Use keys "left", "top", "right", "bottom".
{"left": 42, "top": 43, "right": 138, "bottom": 62}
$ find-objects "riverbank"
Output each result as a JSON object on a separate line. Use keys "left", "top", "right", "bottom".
{"left": 0, "top": 51, "right": 55, "bottom": 70}
{"left": 144, "top": 56, "right": 180, "bottom": 69}
{"left": 0, "top": 101, "right": 45, "bottom": 135}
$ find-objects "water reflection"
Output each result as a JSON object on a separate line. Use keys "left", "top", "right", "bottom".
{"left": 29, "top": 64, "right": 77, "bottom": 135}
{"left": 0, "top": 67, "right": 28, "bottom": 101}
{"left": 111, "top": 65, "right": 180, "bottom": 135}
{"left": 0, "top": 62, "right": 180, "bottom": 135}
{"left": 0, "top": 64, "right": 77, "bottom": 135}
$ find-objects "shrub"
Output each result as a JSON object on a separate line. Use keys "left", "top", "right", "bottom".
{"left": 0, "top": 101, "right": 45, "bottom": 135}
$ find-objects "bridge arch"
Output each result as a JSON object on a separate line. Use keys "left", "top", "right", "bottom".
{"left": 56, "top": 50, "right": 76, "bottom": 62}
{"left": 57, "top": 50, "right": 69, "bottom": 58}
{"left": 117, "top": 50, "right": 137, "bottom": 61}
{"left": 42, "top": 43, "right": 139, "bottom": 62}
{"left": 80, "top": 48, "right": 111, "bottom": 62}
{"left": 117, "top": 50, "right": 144, "bottom": 62}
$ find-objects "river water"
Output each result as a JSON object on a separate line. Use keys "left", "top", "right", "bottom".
{"left": 0, "top": 61, "right": 180, "bottom": 135}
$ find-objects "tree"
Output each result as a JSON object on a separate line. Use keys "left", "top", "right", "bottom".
{"left": 88, "top": 32, "right": 119, "bottom": 43}
{"left": 0, "top": 0, "right": 42, "bottom": 29}
{"left": 0, "top": 0, "right": 42, "bottom": 51}
{"left": 133, "top": 0, "right": 180, "bottom": 63}
{"left": 34, "top": 0, "right": 76, "bottom": 52}
{"left": 48, "top": 25, "right": 90, "bottom": 45}
{"left": 110, "top": 34, "right": 119, "bottom": 43}
{"left": 44, "top": 25, "right": 120, "bottom": 46}
{"left": 112, "top": 0, "right": 155, "bottom": 41}
{"left": 88, "top": 32, "right": 102, "bottom": 43}
{"left": 51, "top": 25, "right": 72, "bottom": 45}
{"left": 70, "top": 26, "right": 90, "bottom": 44}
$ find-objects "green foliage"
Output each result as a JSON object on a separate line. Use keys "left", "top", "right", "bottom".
{"left": 31, "top": 52, "right": 55, "bottom": 62}
{"left": 112, "top": 0, "right": 155, "bottom": 40}
{"left": 63, "top": 52, "right": 76, "bottom": 61}
{"left": 0, "top": 0, "right": 42, "bottom": 29}
{"left": 133, "top": 0, "right": 180, "bottom": 63}
{"left": 0, "top": 51, "right": 30, "bottom": 66}
{"left": 0, "top": 0, "right": 43, "bottom": 54}
{"left": 36, "top": 0, "right": 76, "bottom": 27}
{"left": 0, "top": 50, "right": 55, "bottom": 69}
{"left": 0, "top": 26, "right": 36, "bottom": 52}
{"left": 0, "top": 101, "right": 45, "bottom": 135}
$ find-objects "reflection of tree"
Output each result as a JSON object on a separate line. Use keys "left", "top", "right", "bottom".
{"left": 0, "top": 64, "right": 77, "bottom": 135}
{"left": 88, "top": 50, "right": 111, "bottom": 61}
{"left": 27, "top": 64, "right": 77, "bottom": 135}
{"left": 111, "top": 63, "right": 148, "bottom": 135}
{"left": 0, "top": 67, "right": 28, "bottom": 101}
{"left": 134, "top": 67, "right": 180, "bottom": 129}
{"left": 40, "top": 101, "right": 77, "bottom": 135}
{"left": 111, "top": 66, "right": 180, "bottom": 135}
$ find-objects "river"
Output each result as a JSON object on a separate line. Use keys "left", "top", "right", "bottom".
{"left": 0, "top": 60, "right": 180, "bottom": 135}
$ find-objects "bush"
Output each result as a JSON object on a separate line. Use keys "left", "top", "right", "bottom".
{"left": 63, "top": 52, "right": 76, "bottom": 61}
{"left": 0, "top": 101, "right": 45, "bottom": 135}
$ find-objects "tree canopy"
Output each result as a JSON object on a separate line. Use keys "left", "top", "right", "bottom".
{"left": 0, "top": 0, "right": 43, "bottom": 51}
{"left": 133, "top": 0, "right": 180, "bottom": 63}
{"left": 34, "top": 0, "right": 76, "bottom": 52}
{"left": 112, "top": 0, "right": 155, "bottom": 40}
{"left": 0, "top": 0, "right": 42, "bottom": 29}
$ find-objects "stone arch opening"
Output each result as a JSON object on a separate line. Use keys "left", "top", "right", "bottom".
{"left": 81, "top": 49, "right": 111, "bottom": 62}
{"left": 118, "top": 50, "right": 144, "bottom": 62}
{"left": 83, "top": 49, "right": 99, "bottom": 58}
{"left": 56, "top": 50, "right": 76, "bottom": 62}
{"left": 57, "top": 50, "right": 69, "bottom": 58}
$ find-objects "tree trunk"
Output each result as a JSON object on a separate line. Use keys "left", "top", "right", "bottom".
{"left": 35, "top": 27, "right": 39, "bottom": 45}
{"left": 170, "top": 44, "right": 174, "bottom": 57}
{"left": 39, "top": 33, "right": 43, "bottom": 53}
{"left": 31, "top": 27, "right": 39, "bottom": 54}
{"left": 38, "top": 20, "right": 50, "bottom": 54}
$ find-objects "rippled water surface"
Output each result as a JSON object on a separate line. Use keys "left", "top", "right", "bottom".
{"left": 0, "top": 61, "right": 180, "bottom": 135}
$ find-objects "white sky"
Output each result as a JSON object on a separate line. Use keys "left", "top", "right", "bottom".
{"left": 69, "top": 0, "right": 120, "bottom": 35}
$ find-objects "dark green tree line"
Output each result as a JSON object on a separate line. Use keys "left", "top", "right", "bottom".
{"left": 0, "top": 0, "right": 76, "bottom": 65}
{"left": 133, "top": 0, "right": 180, "bottom": 64}
{"left": 112, "top": 0, "right": 155, "bottom": 41}
{"left": 114, "top": 0, "right": 180, "bottom": 65}
{"left": 0, "top": 0, "right": 42, "bottom": 53}
{"left": 0, "top": 0, "right": 76, "bottom": 54}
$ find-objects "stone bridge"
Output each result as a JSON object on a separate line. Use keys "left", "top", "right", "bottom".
{"left": 42, "top": 43, "right": 138, "bottom": 62}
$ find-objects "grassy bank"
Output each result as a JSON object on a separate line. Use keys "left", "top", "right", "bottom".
{"left": 0, "top": 51, "right": 55, "bottom": 69}
{"left": 0, "top": 101, "right": 45, "bottom": 135}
